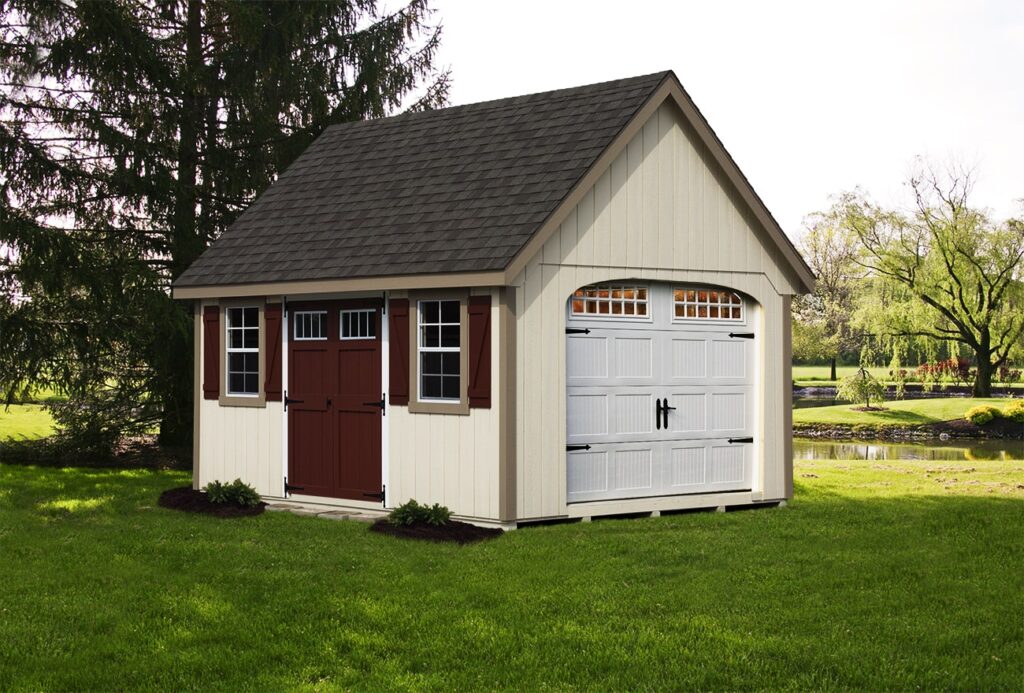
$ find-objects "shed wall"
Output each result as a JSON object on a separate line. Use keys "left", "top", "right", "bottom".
{"left": 512, "top": 102, "right": 793, "bottom": 521}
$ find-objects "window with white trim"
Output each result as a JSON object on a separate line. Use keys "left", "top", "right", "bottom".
{"left": 570, "top": 285, "right": 648, "bottom": 317}
{"left": 673, "top": 288, "right": 743, "bottom": 320}
{"left": 418, "top": 299, "right": 460, "bottom": 401}
{"left": 294, "top": 311, "right": 326, "bottom": 340}
{"left": 340, "top": 309, "right": 375, "bottom": 340}
{"left": 226, "top": 306, "right": 259, "bottom": 395}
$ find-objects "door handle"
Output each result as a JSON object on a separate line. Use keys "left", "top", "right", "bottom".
{"left": 655, "top": 398, "right": 663, "bottom": 430}
{"left": 662, "top": 399, "right": 676, "bottom": 429}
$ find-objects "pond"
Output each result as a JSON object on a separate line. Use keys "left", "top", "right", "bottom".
{"left": 794, "top": 438, "right": 1024, "bottom": 462}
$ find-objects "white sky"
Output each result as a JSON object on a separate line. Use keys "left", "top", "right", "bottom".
{"left": 430, "top": 0, "right": 1023, "bottom": 239}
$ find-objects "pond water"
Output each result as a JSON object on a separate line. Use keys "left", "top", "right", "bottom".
{"left": 794, "top": 438, "right": 1024, "bottom": 462}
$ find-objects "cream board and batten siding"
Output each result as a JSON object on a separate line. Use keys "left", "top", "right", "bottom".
{"left": 195, "top": 299, "right": 284, "bottom": 497}
{"left": 387, "top": 287, "right": 503, "bottom": 523}
{"left": 511, "top": 101, "right": 799, "bottom": 521}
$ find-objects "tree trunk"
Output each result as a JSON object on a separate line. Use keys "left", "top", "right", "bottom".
{"left": 830, "top": 357, "right": 837, "bottom": 382}
{"left": 160, "top": 0, "right": 204, "bottom": 446}
{"left": 973, "top": 353, "right": 993, "bottom": 398}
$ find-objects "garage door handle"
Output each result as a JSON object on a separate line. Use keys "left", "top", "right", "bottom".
{"left": 728, "top": 437, "right": 753, "bottom": 444}
{"left": 662, "top": 400, "right": 676, "bottom": 429}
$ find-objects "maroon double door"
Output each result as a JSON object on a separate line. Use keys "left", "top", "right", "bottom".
{"left": 287, "top": 299, "right": 383, "bottom": 501}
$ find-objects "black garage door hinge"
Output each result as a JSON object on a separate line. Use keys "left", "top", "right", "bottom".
{"left": 566, "top": 444, "right": 592, "bottom": 452}
{"left": 727, "top": 437, "right": 754, "bottom": 444}
{"left": 728, "top": 332, "right": 755, "bottom": 339}
{"left": 284, "top": 477, "right": 304, "bottom": 496}
{"left": 566, "top": 327, "right": 591, "bottom": 335}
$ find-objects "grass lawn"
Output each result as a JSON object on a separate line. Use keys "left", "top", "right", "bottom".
{"left": 1, "top": 461, "right": 1021, "bottom": 690}
{"left": 793, "top": 397, "right": 1014, "bottom": 427}
{"left": 0, "top": 404, "right": 56, "bottom": 441}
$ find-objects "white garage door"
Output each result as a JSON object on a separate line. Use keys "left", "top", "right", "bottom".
{"left": 566, "top": 284, "right": 756, "bottom": 503}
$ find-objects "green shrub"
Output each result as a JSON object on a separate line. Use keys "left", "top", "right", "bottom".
{"left": 964, "top": 405, "right": 1001, "bottom": 426}
{"left": 836, "top": 368, "right": 886, "bottom": 409}
{"left": 1002, "top": 399, "right": 1024, "bottom": 424}
{"left": 388, "top": 499, "right": 451, "bottom": 526}
{"left": 203, "top": 479, "right": 261, "bottom": 507}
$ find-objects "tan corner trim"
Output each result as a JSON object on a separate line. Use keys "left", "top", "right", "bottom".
{"left": 406, "top": 289, "right": 471, "bottom": 415}
{"left": 192, "top": 301, "right": 202, "bottom": 490}
{"left": 502, "top": 76, "right": 816, "bottom": 294}
{"left": 173, "top": 271, "right": 506, "bottom": 300}
{"left": 218, "top": 299, "right": 267, "bottom": 408}
{"left": 781, "top": 294, "right": 794, "bottom": 499}
{"left": 498, "top": 287, "right": 517, "bottom": 523}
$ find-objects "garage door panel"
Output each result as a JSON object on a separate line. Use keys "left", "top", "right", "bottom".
{"left": 567, "top": 450, "right": 609, "bottom": 498}
{"left": 665, "top": 444, "right": 706, "bottom": 488}
{"left": 567, "top": 336, "right": 608, "bottom": 380}
{"left": 710, "top": 339, "right": 748, "bottom": 380}
{"left": 612, "top": 393, "right": 654, "bottom": 435}
{"left": 709, "top": 444, "right": 752, "bottom": 488}
{"left": 567, "top": 393, "right": 608, "bottom": 439}
{"left": 613, "top": 336, "right": 653, "bottom": 380}
{"left": 669, "top": 338, "right": 707, "bottom": 379}
{"left": 710, "top": 390, "right": 749, "bottom": 434}
{"left": 614, "top": 448, "right": 653, "bottom": 491}
{"left": 667, "top": 391, "right": 707, "bottom": 433}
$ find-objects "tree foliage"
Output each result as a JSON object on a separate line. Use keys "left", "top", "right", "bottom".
{"left": 843, "top": 164, "right": 1023, "bottom": 397}
{"left": 1, "top": 0, "right": 449, "bottom": 450}
{"left": 836, "top": 367, "right": 886, "bottom": 410}
{"left": 792, "top": 207, "right": 864, "bottom": 376}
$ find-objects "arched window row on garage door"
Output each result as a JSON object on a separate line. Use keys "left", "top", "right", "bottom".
{"left": 570, "top": 284, "right": 744, "bottom": 322}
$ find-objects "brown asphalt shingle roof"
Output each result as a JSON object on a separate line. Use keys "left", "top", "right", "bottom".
{"left": 174, "top": 71, "right": 671, "bottom": 287}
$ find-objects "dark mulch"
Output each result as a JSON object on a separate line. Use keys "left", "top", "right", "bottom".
{"left": 935, "top": 417, "right": 1023, "bottom": 439}
{"left": 369, "top": 518, "right": 502, "bottom": 544}
{"left": 158, "top": 486, "right": 266, "bottom": 518}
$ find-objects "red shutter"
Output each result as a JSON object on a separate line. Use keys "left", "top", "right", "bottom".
{"left": 468, "top": 295, "right": 492, "bottom": 408}
{"left": 202, "top": 305, "right": 220, "bottom": 400}
{"left": 264, "top": 303, "right": 282, "bottom": 401}
{"left": 388, "top": 299, "right": 410, "bottom": 406}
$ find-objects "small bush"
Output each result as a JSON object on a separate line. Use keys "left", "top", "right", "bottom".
{"left": 203, "top": 479, "right": 261, "bottom": 507}
{"left": 1002, "top": 399, "right": 1024, "bottom": 424}
{"left": 964, "top": 405, "right": 1001, "bottom": 426}
{"left": 388, "top": 499, "right": 451, "bottom": 526}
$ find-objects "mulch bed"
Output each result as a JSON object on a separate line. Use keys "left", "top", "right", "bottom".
{"left": 158, "top": 486, "right": 266, "bottom": 518}
{"left": 369, "top": 518, "right": 502, "bottom": 544}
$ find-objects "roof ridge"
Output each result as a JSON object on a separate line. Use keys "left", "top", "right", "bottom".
{"left": 325, "top": 70, "right": 673, "bottom": 133}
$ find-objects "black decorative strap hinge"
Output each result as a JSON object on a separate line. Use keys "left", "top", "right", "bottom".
{"left": 284, "top": 477, "right": 304, "bottom": 495}
{"left": 727, "top": 437, "right": 754, "bottom": 444}
{"left": 566, "top": 444, "right": 592, "bottom": 452}
{"left": 566, "top": 327, "right": 591, "bottom": 335}
{"left": 283, "top": 391, "right": 304, "bottom": 411}
{"left": 363, "top": 486, "right": 386, "bottom": 504}
{"left": 728, "top": 332, "right": 755, "bottom": 339}
{"left": 363, "top": 394, "right": 386, "bottom": 416}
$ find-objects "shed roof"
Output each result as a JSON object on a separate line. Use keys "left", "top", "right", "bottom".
{"left": 174, "top": 71, "right": 814, "bottom": 293}
{"left": 175, "top": 71, "right": 670, "bottom": 288}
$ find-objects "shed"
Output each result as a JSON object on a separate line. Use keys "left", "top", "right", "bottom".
{"left": 174, "top": 70, "right": 815, "bottom": 527}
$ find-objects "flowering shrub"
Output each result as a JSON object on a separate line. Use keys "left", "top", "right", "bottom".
{"left": 1002, "top": 399, "right": 1024, "bottom": 424}
{"left": 997, "top": 365, "right": 1022, "bottom": 386}
{"left": 964, "top": 405, "right": 1001, "bottom": 426}
{"left": 916, "top": 358, "right": 972, "bottom": 389}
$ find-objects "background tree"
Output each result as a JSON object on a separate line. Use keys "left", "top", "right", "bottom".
{"left": 845, "top": 164, "right": 1024, "bottom": 397}
{"left": 0, "top": 0, "right": 449, "bottom": 451}
{"left": 793, "top": 206, "right": 864, "bottom": 379}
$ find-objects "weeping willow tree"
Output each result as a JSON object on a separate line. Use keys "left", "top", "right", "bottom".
{"left": 847, "top": 164, "right": 1024, "bottom": 397}
{"left": 0, "top": 0, "right": 449, "bottom": 451}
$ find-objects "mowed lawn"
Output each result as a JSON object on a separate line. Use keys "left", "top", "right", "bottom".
{"left": 793, "top": 397, "right": 1013, "bottom": 426}
{"left": 0, "top": 404, "right": 56, "bottom": 440}
{"left": 1, "top": 461, "right": 1022, "bottom": 690}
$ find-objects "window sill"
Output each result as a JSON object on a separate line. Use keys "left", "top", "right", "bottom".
{"left": 407, "top": 398, "right": 470, "bottom": 415}
{"left": 218, "top": 394, "right": 267, "bottom": 408}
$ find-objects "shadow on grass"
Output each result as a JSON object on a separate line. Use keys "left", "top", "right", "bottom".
{"left": 0, "top": 436, "right": 190, "bottom": 472}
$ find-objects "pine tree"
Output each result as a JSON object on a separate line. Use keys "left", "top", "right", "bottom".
{"left": 1, "top": 0, "right": 449, "bottom": 451}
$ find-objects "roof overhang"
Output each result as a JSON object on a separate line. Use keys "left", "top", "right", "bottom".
{"left": 171, "top": 270, "right": 506, "bottom": 300}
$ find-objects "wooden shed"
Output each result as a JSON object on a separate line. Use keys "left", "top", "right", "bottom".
{"left": 173, "top": 71, "right": 815, "bottom": 527}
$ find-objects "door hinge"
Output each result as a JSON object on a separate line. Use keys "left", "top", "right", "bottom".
{"left": 566, "top": 327, "right": 591, "bottom": 335}
{"left": 728, "top": 332, "right": 755, "bottom": 339}
{"left": 283, "top": 390, "right": 304, "bottom": 411}
{"left": 284, "top": 477, "right": 305, "bottom": 496}
{"left": 727, "top": 437, "right": 754, "bottom": 444}
{"left": 566, "top": 443, "right": 592, "bottom": 452}
{"left": 363, "top": 393, "right": 385, "bottom": 416}
{"left": 363, "top": 485, "right": 386, "bottom": 504}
